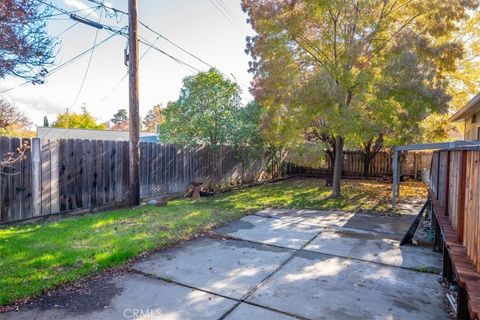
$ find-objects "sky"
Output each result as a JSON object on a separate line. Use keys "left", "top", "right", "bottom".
{"left": 0, "top": 0, "right": 255, "bottom": 128}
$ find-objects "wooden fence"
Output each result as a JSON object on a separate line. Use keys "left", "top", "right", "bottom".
{"left": 286, "top": 151, "right": 432, "bottom": 178}
{"left": 430, "top": 148, "right": 480, "bottom": 271}
{"left": 0, "top": 137, "right": 271, "bottom": 224}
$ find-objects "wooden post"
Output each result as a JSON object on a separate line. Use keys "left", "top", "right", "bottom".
{"left": 31, "top": 138, "right": 41, "bottom": 216}
{"left": 128, "top": 0, "right": 140, "bottom": 206}
{"left": 433, "top": 212, "right": 441, "bottom": 252}
{"left": 457, "top": 285, "right": 470, "bottom": 320}
{"left": 392, "top": 149, "right": 399, "bottom": 211}
{"left": 444, "top": 151, "right": 450, "bottom": 215}
{"left": 457, "top": 150, "right": 467, "bottom": 243}
{"left": 442, "top": 243, "right": 453, "bottom": 283}
{"left": 414, "top": 153, "right": 418, "bottom": 181}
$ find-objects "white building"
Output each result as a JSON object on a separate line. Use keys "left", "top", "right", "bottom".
{"left": 36, "top": 127, "right": 159, "bottom": 142}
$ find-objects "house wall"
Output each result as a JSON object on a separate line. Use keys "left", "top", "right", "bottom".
{"left": 464, "top": 112, "right": 480, "bottom": 140}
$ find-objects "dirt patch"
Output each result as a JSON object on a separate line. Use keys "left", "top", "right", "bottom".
{"left": 0, "top": 266, "right": 129, "bottom": 314}
{"left": 27, "top": 276, "right": 123, "bottom": 315}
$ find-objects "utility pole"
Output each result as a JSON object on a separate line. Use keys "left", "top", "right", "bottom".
{"left": 128, "top": 0, "right": 140, "bottom": 206}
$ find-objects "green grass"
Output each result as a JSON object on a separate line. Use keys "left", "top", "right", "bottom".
{"left": 0, "top": 178, "right": 426, "bottom": 306}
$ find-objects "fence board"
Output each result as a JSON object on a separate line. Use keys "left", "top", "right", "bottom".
{"left": 0, "top": 137, "right": 11, "bottom": 221}
{"left": 21, "top": 138, "right": 32, "bottom": 219}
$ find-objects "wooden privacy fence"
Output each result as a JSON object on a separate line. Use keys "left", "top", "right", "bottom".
{"left": 430, "top": 147, "right": 480, "bottom": 319}
{"left": 286, "top": 151, "right": 432, "bottom": 178}
{"left": 0, "top": 137, "right": 271, "bottom": 224}
{"left": 431, "top": 148, "right": 480, "bottom": 270}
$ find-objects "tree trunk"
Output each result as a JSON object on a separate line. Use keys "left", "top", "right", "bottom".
{"left": 332, "top": 136, "right": 344, "bottom": 197}
{"left": 363, "top": 152, "right": 371, "bottom": 178}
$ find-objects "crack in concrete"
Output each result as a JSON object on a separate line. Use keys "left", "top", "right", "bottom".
{"left": 216, "top": 226, "right": 323, "bottom": 320}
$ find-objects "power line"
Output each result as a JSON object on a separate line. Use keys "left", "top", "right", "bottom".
{"left": 50, "top": 32, "right": 120, "bottom": 73}
{"left": 208, "top": 0, "right": 245, "bottom": 36}
{"left": 100, "top": 35, "right": 161, "bottom": 102}
{"left": 54, "top": 7, "right": 101, "bottom": 38}
{"left": 0, "top": 32, "right": 119, "bottom": 95}
{"left": 86, "top": 0, "right": 250, "bottom": 88}
{"left": 70, "top": 12, "right": 103, "bottom": 109}
{"left": 36, "top": 0, "right": 128, "bottom": 36}
{"left": 39, "top": 5, "right": 100, "bottom": 19}
{"left": 214, "top": 0, "right": 246, "bottom": 33}
{"left": 86, "top": 0, "right": 214, "bottom": 70}
{"left": 36, "top": 0, "right": 94, "bottom": 17}
{"left": 139, "top": 22, "right": 215, "bottom": 70}
{"left": 137, "top": 36, "right": 201, "bottom": 72}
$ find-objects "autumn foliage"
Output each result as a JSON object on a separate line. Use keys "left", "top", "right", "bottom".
{"left": 0, "top": 0, "right": 55, "bottom": 83}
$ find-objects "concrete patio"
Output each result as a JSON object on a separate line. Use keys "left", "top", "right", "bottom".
{"left": 4, "top": 209, "right": 450, "bottom": 320}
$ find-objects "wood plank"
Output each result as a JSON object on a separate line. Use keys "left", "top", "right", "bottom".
{"left": 21, "top": 138, "right": 33, "bottom": 219}
{"left": 0, "top": 137, "right": 11, "bottom": 222}
{"left": 41, "top": 139, "right": 52, "bottom": 215}
{"left": 122, "top": 141, "right": 129, "bottom": 201}
{"left": 50, "top": 140, "right": 60, "bottom": 214}
{"left": 114, "top": 141, "right": 122, "bottom": 203}
{"left": 10, "top": 138, "right": 22, "bottom": 221}
{"left": 82, "top": 139, "right": 92, "bottom": 209}
{"left": 458, "top": 150, "right": 467, "bottom": 243}
{"left": 91, "top": 140, "right": 99, "bottom": 207}
{"left": 31, "top": 138, "right": 41, "bottom": 217}
{"left": 66, "top": 139, "right": 76, "bottom": 211}
{"left": 104, "top": 140, "right": 113, "bottom": 204}
{"left": 74, "top": 139, "right": 84, "bottom": 209}
{"left": 97, "top": 140, "right": 105, "bottom": 206}
{"left": 139, "top": 142, "right": 146, "bottom": 197}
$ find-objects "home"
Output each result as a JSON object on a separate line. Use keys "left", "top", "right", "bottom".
{"left": 450, "top": 92, "right": 480, "bottom": 140}
{"left": 36, "top": 126, "right": 160, "bottom": 142}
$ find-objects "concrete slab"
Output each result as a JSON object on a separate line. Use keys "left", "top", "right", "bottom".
{"left": 256, "top": 208, "right": 415, "bottom": 237}
{"left": 224, "top": 303, "right": 297, "bottom": 320}
{"left": 215, "top": 215, "right": 323, "bottom": 249}
{"left": 3, "top": 273, "right": 236, "bottom": 320}
{"left": 305, "top": 228, "right": 442, "bottom": 272}
{"left": 247, "top": 251, "right": 449, "bottom": 320}
{"left": 133, "top": 238, "right": 293, "bottom": 299}
{"left": 341, "top": 213, "right": 416, "bottom": 236}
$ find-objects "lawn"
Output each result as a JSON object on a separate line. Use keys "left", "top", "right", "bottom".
{"left": 0, "top": 178, "right": 427, "bottom": 306}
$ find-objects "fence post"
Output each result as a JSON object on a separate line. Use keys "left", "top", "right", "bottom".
{"left": 31, "top": 138, "right": 41, "bottom": 217}
{"left": 457, "top": 150, "right": 467, "bottom": 243}
{"left": 392, "top": 149, "right": 399, "bottom": 211}
{"left": 444, "top": 151, "right": 450, "bottom": 215}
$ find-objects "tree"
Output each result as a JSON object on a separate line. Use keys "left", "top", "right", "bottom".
{"left": 52, "top": 105, "right": 107, "bottom": 130}
{"left": 418, "top": 9, "right": 480, "bottom": 142}
{"left": 159, "top": 69, "right": 241, "bottom": 146}
{"left": 243, "top": 0, "right": 476, "bottom": 197}
{"left": 110, "top": 108, "right": 129, "bottom": 131}
{"left": 143, "top": 104, "right": 164, "bottom": 132}
{"left": 0, "top": 98, "right": 31, "bottom": 136}
{"left": 0, "top": 0, "right": 55, "bottom": 83}
{"left": 231, "top": 101, "right": 265, "bottom": 182}
{"left": 43, "top": 115, "right": 49, "bottom": 127}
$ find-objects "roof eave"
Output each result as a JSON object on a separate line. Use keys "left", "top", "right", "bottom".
{"left": 449, "top": 92, "right": 480, "bottom": 122}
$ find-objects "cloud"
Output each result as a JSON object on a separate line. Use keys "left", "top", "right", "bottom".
{"left": 64, "top": 0, "right": 99, "bottom": 18}
{"left": 0, "top": 84, "right": 65, "bottom": 127}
